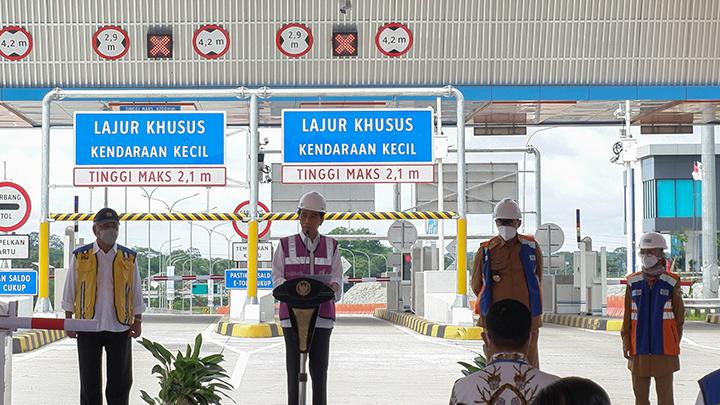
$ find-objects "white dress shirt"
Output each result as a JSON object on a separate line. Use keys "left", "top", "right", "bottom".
{"left": 272, "top": 233, "right": 343, "bottom": 329}
{"left": 61, "top": 242, "right": 147, "bottom": 332}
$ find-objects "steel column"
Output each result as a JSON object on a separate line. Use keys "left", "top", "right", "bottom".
{"left": 702, "top": 107, "right": 719, "bottom": 298}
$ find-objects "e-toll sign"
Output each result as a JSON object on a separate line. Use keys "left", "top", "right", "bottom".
{"left": 225, "top": 269, "right": 273, "bottom": 290}
{"left": 282, "top": 109, "right": 433, "bottom": 183}
{"left": 74, "top": 111, "right": 226, "bottom": 186}
{"left": 0, "top": 270, "right": 37, "bottom": 295}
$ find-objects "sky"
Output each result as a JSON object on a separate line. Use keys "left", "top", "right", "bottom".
{"left": 0, "top": 124, "right": 703, "bottom": 263}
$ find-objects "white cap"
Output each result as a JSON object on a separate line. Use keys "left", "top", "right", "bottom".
{"left": 639, "top": 232, "right": 667, "bottom": 250}
{"left": 493, "top": 198, "right": 522, "bottom": 220}
{"left": 298, "top": 191, "right": 327, "bottom": 213}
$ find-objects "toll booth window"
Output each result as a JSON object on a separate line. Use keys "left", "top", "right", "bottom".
{"left": 402, "top": 253, "right": 412, "bottom": 280}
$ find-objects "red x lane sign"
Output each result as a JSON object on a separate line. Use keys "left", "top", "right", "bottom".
{"left": 147, "top": 34, "right": 172, "bottom": 58}
{"left": 332, "top": 32, "right": 358, "bottom": 57}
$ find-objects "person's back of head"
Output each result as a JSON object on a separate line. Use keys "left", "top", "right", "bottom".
{"left": 530, "top": 377, "right": 611, "bottom": 405}
{"left": 485, "top": 299, "right": 531, "bottom": 353}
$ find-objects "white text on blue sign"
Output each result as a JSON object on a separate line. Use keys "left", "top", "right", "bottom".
{"left": 0, "top": 271, "right": 37, "bottom": 295}
{"left": 283, "top": 109, "right": 433, "bottom": 164}
{"left": 225, "top": 269, "right": 273, "bottom": 290}
{"left": 75, "top": 111, "right": 225, "bottom": 166}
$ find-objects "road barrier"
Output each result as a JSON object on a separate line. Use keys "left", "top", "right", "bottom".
{"left": 51, "top": 210, "right": 457, "bottom": 222}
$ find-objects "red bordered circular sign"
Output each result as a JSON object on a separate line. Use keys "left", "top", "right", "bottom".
{"left": 0, "top": 26, "right": 33, "bottom": 61}
{"left": 193, "top": 24, "right": 230, "bottom": 59}
{"left": 0, "top": 182, "right": 32, "bottom": 232}
{"left": 92, "top": 25, "right": 130, "bottom": 60}
{"left": 276, "top": 23, "right": 313, "bottom": 58}
{"left": 375, "top": 23, "right": 413, "bottom": 57}
{"left": 232, "top": 200, "right": 272, "bottom": 239}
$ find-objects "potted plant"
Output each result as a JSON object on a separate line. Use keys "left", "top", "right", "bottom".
{"left": 458, "top": 352, "right": 487, "bottom": 376}
{"left": 139, "top": 333, "right": 235, "bottom": 405}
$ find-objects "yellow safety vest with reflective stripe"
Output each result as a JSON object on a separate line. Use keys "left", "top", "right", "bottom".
{"left": 73, "top": 244, "right": 136, "bottom": 326}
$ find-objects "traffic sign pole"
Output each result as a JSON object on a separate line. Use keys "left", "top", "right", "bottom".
{"left": 246, "top": 94, "right": 260, "bottom": 308}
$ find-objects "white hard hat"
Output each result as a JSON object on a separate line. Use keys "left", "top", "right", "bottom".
{"left": 298, "top": 191, "right": 327, "bottom": 213}
{"left": 493, "top": 198, "right": 522, "bottom": 220}
{"left": 639, "top": 232, "right": 667, "bottom": 250}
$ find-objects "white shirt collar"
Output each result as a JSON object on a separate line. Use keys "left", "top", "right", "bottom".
{"left": 93, "top": 241, "right": 117, "bottom": 255}
{"left": 300, "top": 233, "right": 320, "bottom": 244}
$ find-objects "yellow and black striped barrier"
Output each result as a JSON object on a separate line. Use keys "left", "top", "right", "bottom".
{"left": 13, "top": 329, "right": 66, "bottom": 353}
{"left": 707, "top": 314, "right": 720, "bottom": 324}
{"left": 215, "top": 321, "right": 284, "bottom": 338}
{"left": 51, "top": 211, "right": 457, "bottom": 222}
{"left": 374, "top": 308, "right": 482, "bottom": 340}
{"left": 541, "top": 313, "right": 623, "bottom": 331}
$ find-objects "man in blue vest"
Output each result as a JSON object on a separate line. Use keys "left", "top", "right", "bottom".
{"left": 471, "top": 198, "right": 544, "bottom": 368}
{"left": 621, "top": 231, "right": 684, "bottom": 405}
{"left": 696, "top": 368, "right": 720, "bottom": 405}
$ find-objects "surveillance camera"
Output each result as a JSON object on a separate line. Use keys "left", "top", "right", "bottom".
{"left": 339, "top": 0, "right": 352, "bottom": 14}
{"left": 262, "top": 137, "right": 269, "bottom": 146}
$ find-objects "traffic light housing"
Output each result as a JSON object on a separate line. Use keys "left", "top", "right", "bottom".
{"left": 401, "top": 252, "right": 412, "bottom": 280}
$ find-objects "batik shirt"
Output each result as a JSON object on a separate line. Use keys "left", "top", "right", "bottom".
{"left": 449, "top": 352, "right": 560, "bottom": 405}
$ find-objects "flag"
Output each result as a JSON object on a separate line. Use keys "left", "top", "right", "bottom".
{"left": 692, "top": 161, "right": 703, "bottom": 181}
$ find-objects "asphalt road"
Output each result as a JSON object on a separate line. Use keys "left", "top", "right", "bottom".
{"left": 10, "top": 315, "right": 720, "bottom": 404}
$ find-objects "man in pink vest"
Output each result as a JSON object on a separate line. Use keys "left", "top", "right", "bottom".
{"left": 272, "top": 191, "right": 343, "bottom": 405}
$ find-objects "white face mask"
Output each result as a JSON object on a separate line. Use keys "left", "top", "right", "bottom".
{"left": 641, "top": 254, "right": 659, "bottom": 269}
{"left": 498, "top": 226, "right": 517, "bottom": 241}
{"left": 98, "top": 228, "right": 119, "bottom": 246}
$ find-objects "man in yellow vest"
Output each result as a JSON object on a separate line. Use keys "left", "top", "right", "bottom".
{"left": 471, "top": 198, "right": 544, "bottom": 368}
{"left": 61, "top": 207, "right": 146, "bottom": 405}
{"left": 621, "top": 231, "right": 685, "bottom": 405}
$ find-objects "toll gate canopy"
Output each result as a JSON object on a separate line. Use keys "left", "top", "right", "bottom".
{"left": 1, "top": 0, "right": 720, "bottom": 128}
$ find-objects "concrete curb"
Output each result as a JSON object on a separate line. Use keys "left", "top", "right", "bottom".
{"left": 707, "top": 314, "right": 720, "bottom": 324}
{"left": 13, "top": 329, "right": 66, "bottom": 354}
{"left": 215, "top": 321, "right": 284, "bottom": 338}
{"left": 374, "top": 309, "right": 482, "bottom": 340}
{"left": 542, "top": 313, "right": 623, "bottom": 332}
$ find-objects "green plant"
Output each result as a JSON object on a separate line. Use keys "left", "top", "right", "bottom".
{"left": 139, "top": 334, "right": 234, "bottom": 405}
{"left": 458, "top": 352, "right": 487, "bottom": 376}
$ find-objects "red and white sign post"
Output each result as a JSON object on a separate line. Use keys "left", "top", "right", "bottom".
{"left": 92, "top": 26, "right": 130, "bottom": 60}
{"left": 232, "top": 200, "right": 271, "bottom": 239}
{"left": 375, "top": 23, "right": 413, "bottom": 57}
{"left": 0, "top": 26, "right": 33, "bottom": 61}
{"left": 276, "top": 23, "right": 313, "bottom": 58}
{"left": 0, "top": 182, "right": 31, "bottom": 232}
{"left": 193, "top": 24, "right": 230, "bottom": 59}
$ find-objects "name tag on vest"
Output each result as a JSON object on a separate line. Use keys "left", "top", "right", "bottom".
{"left": 660, "top": 289, "right": 670, "bottom": 296}
{"left": 529, "top": 255, "right": 536, "bottom": 261}
{"left": 632, "top": 289, "right": 642, "bottom": 296}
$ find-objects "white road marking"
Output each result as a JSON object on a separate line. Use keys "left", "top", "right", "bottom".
{"left": 201, "top": 323, "right": 284, "bottom": 387}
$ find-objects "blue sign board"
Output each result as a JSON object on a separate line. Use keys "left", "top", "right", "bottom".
{"left": 225, "top": 269, "right": 273, "bottom": 290}
{"left": 282, "top": 109, "right": 433, "bottom": 164}
{"left": 0, "top": 270, "right": 37, "bottom": 295}
{"left": 74, "top": 111, "right": 225, "bottom": 166}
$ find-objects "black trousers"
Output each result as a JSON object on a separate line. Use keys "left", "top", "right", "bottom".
{"left": 77, "top": 331, "right": 133, "bottom": 405}
{"left": 283, "top": 327, "right": 332, "bottom": 405}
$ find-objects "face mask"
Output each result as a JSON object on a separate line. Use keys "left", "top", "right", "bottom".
{"left": 498, "top": 226, "right": 517, "bottom": 241}
{"left": 98, "top": 228, "right": 119, "bottom": 246}
{"left": 641, "top": 254, "right": 659, "bottom": 269}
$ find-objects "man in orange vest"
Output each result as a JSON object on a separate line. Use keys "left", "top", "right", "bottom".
{"left": 471, "top": 198, "right": 543, "bottom": 368}
{"left": 622, "top": 231, "right": 685, "bottom": 405}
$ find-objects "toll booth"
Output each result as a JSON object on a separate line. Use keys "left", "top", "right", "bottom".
{"left": 550, "top": 238, "right": 607, "bottom": 315}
